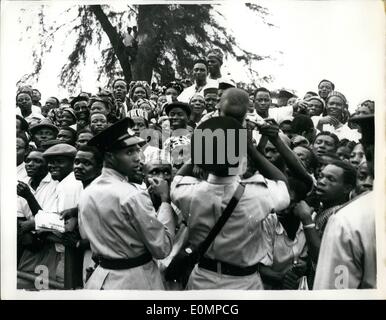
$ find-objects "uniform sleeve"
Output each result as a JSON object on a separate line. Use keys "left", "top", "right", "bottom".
{"left": 266, "top": 179, "right": 290, "bottom": 212}
{"left": 313, "top": 214, "right": 362, "bottom": 289}
{"left": 170, "top": 175, "right": 200, "bottom": 222}
{"left": 123, "top": 191, "right": 175, "bottom": 259}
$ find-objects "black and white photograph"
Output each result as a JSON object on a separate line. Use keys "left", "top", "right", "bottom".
{"left": 1, "top": 0, "right": 385, "bottom": 300}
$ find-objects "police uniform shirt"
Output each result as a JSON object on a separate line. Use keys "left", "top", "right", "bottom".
{"left": 171, "top": 172, "right": 290, "bottom": 267}
{"left": 78, "top": 167, "right": 176, "bottom": 261}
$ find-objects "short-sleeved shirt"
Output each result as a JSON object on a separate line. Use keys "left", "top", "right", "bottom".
{"left": 177, "top": 79, "right": 218, "bottom": 103}
{"left": 260, "top": 213, "right": 308, "bottom": 272}
{"left": 171, "top": 172, "right": 290, "bottom": 267}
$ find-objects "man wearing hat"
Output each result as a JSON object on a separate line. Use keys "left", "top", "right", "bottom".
{"left": 206, "top": 49, "right": 223, "bottom": 81}
{"left": 19, "top": 144, "right": 82, "bottom": 288}
{"left": 177, "top": 59, "right": 218, "bottom": 103}
{"left": 171, "top": 116, "right": 290, "bottom": 289}
{"left": 30, "top": 119, "right": 59, "bottom": 148}
{"left": 314, "top": 114, "right": 376, "bottom": 289}
{"left": 78, "top": 118, "right": 177, "bottom": 289}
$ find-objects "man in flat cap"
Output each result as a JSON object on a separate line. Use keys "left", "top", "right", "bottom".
{"left": 171, "top": 117, "right": 289, "bottom": 289}
{"left": 78, "top": 118, "right": 177, "bottom": 289}
{"left": 314, "top": 114, "right": 376, "bottom": 289}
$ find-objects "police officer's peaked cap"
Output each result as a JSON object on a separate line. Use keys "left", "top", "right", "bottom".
{"left": 43, "top": 143, "right": 77, "bottom": 159}
{"left": 349, "top": 114, "right": 374, "bottom": 146}
{"left": 164, "top": 101, "right": 191, "bottom": 117}
{"left": 87, "top": 117, "right": 145, "bottom": 152}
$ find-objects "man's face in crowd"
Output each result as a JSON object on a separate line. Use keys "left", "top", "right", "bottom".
{"left": 293, "top": 146, "right": 312, "bottom": 171}
{"left": 31, "top": 90, "right": 41, "bottom": 103}
{"left": 90, "top": 102, "right": 109, "bottom": 115}
{"left": 17, "top": 93, "right": 32, "bottom": 114}
{"left": 157, "top": 95, "right": 167, "bottom": 111}
{"left": 265, "top": 142, "right": 281, "bottom": 167}
{"left": 336, "top": 146, "right": 351, "bottom": 162}
{"left": 307, "top": 99, "right": 324, "bottom": 117}
{"left": 204, "top": 93, "right": 218, "bottom": 113}
{"left": 113, "top": 80, "right": 127, "bottom": 102}
{"left": 45, "top": 97, "right": 58, "bottom": 110}
{"left": 25, "top": 151, "right": 48, "bottom": 179}
{"left": 74, "top": 101, "right": 90, "bottom": 122}
{"left": 76, "top": 132, "right": 94, "bottom": 149}
{"left": 165, "top": 88, "right": 179, "bottom": 101}
{"left": 355, "top": 161, "right": 373, "bottom": 195}
{"left": 318, "top": 81, "right": 333, "bottom": 99}
{"left": 47, "top": 155, "right": 74, "bottom": 181}
{"left": 132, "top": 87, "right": 147, "bottom": 102}
{"left": 60, "top": 111, "right": 76, "bottom": 127}
{"left": 57, "top": 129, "right": 75, "bottom": 145}
{"left": 132, "top": 117, "right": 147, "bottom": 137}
{"left": 143, "top": 162, "right": 172, "bottom": 187}
{"left": 312, "top": 134, "right": 336, "bottom": 157}
{"left": 206, "top": 55, "right": 221, "bottom": 74}
{"left": 254, "top": 91, "right": 271, "bottom": 115}
{"left": 16, "top": 137, "right": 27, "bottom": 166}
{"left": 361, "top": 100, "right": 374, "bottom": 113}
{"left": 316, "top": 164, "right": 349, "bottom": 202}
{"left": 190, "top": 95, "right": 205, "bottom": 115}
{"left": 356, "top": 106, "right": 372, "bottom": 117}
{"left": 168, "top": 107, "right": 188, "bottom": 130}
{"left": 73, "top": 150, "right": 101, "bottom": 182}
{"left": 350, "top": 143, "right": 365, "bottom": 169}
{"left": 33, "top": 128, "right": 57, "bottom": 147}
{"left": 90, "top": 113, "right": 108, "bottom": 135}
{"left": 326, "top": 96, "right": 344, "bottom": 122}
{"left": 193, "top": 63, "right": 208, "bottom": 83}
{"left": 109, "top": 144, "right": 141, "bottom": 180}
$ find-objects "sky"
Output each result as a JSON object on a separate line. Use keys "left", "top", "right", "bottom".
{"left": 1, "top": 0, "right": 385, "bottom": 110}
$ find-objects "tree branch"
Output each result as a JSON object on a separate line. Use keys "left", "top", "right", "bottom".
{"left": 89, "top": 4, "right": 132, "bottom": 83}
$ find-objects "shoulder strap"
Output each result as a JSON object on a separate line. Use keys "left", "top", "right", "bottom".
{"left": 197, "top": 183, "right": 245, "bottom": 258}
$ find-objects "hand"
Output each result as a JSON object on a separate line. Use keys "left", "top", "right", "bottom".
{"left": 292, "top": 259, "right": 308, "bottom": 277}
{"left": 17, "top": 181, "right": 33, "bottom": 200}
{"left": 318, "top": 116, "right": 340, "bottom": 127}
{"left": 293, "top": 200, "right": 314, "bottom": 224}
{"left": 148, "top": 177, "right": 170, "bottom": 203}
{"left": 18, "top": 220, "right": 35, "bottom": 234}
{"left": 60, "top": 232, "right": 80, "bottom": 248}
{"left": 259, "top": 123, "right": 280, "bottom": 142}
{"left": 64, "top": 217, "right": 78, "bottom": 232}
{"left": 59, "top": 208, "right": 77, "bottom": 220}
{"left": 293, "top": 100, "right": 309, "bottom": 112}
{"left": 282, "top": 268, "right": 300, "bottom": 289}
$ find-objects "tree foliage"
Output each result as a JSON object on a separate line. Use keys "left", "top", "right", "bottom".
{"left": 18, "top": 3, "right": 274, "bottom": 93}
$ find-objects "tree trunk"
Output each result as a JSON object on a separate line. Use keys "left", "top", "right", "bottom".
{"left": 131, "top": 6, "right": 161, "bottom": 83}
{"left": 90, "top": 5, "right": 132, "bottom": 83}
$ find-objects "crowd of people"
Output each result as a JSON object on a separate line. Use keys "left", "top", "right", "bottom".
{"left": 16, "top": 48, "right": 376, "bottom": 291}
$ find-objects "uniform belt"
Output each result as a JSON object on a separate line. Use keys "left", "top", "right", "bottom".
{"left": 98, "top": 252, "right": 152, "bottom": 270}
{"left": 198, "top": 257, "right": 259, "bottom": 277}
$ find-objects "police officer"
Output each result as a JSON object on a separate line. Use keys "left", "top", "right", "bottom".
{"left": 78, "top": 118, "right": 177, "bottom": 289}
{"left": 171, "top": 117, "right": 290, "bottom": 289}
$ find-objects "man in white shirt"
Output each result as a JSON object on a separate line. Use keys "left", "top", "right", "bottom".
{"left": 178, "top": 59, "right": 218, "bottom": 103}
